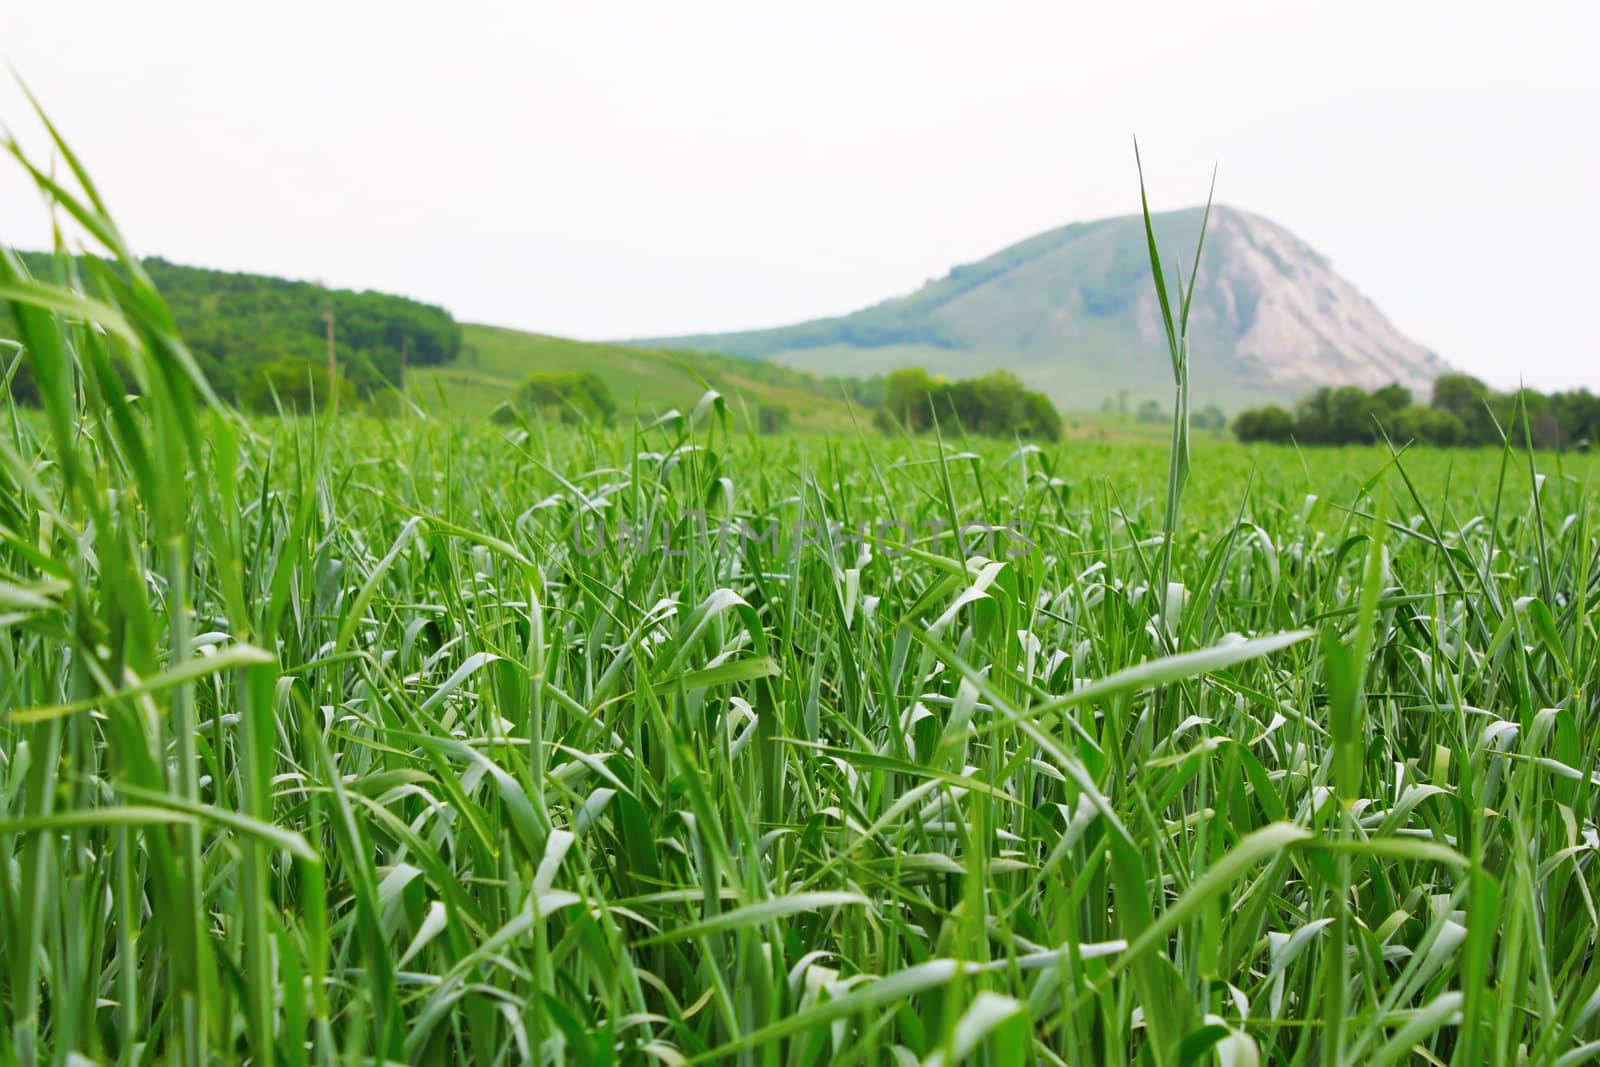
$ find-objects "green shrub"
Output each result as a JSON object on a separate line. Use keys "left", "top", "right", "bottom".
{"left": 516, "top": 370, "right": 617, "bottom": 424}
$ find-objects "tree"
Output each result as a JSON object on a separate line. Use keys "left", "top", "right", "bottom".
{"left": 1370, "top": 382, "right": 1413, "bottom": 417}
{"left": 1390, "top": 404, "right": 1463, "bottom": 445}
{"left": 882, "top": 367, "right": 937, "bottom": 431}
{"left": 1233, "top": 404, "right": 1295, "bottom": 443}
{"left": 1431, "top": 373, "right": 1489, "bottom": 419}
{"left": 1518, "top": 389, "right": 1561, "bottom": 450}
{"left": 1553, "top": 389, "right": 1600, "bottom": 448}
{"left": 1019, "top": 387, "right": 1064, "bottom": 442}
{"left": 1294, "top": 388, "right": 1336, "bottom": 444}
{"left": 1329, "top": 385, "right": 1378, "bottom": 444}
{"left": 1431, "top": 374, "right": 1496, "bottom": 444}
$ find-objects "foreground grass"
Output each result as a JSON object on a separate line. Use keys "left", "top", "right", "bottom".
{"left": 4, "top": 384, "right": 1599, "bottom": 1064}
{"left": 3, "top": 125, "right": 1600, "bottom": 1066}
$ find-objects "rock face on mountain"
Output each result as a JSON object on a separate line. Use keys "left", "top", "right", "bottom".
{"left": 634, "top": 206, "right": 1451, "bottom": 408}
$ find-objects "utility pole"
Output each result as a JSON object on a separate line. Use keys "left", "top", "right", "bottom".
{"left": 322, "top": 308, "right": 338, "bottom": 416}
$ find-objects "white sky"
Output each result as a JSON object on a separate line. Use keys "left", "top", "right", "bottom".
{"left": 3, "top": 1, "right": 1597, "bottom": 391}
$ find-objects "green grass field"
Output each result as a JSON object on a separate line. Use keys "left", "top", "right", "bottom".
{"left": 4, "top": 123, "right": 1600, "bottom": 1066}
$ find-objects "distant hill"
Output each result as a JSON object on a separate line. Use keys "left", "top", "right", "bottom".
{"left": 411, "top": 325, "right": 873, "bottom": 432}
{"left": 1, "top": 253, "right": 871, "bottom": 429}
{"left": 631, "top": 206, "right": 1453, "bottom": 409}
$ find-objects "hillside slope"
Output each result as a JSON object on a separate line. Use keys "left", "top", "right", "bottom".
{"left": 633, "top": 206, "right": 1452, "bottom": 409}
{"left": 412, "top": 325, "right": 869, "bottom": 431}
{"left": 3, "top": 256, "right": 865, "bottom": 429}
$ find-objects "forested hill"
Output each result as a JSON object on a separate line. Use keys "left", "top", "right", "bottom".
{"left": 5, "top": 253, "right": 461, "bottom": 403}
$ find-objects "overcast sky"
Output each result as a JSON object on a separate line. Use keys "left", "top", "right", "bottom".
{"left": 3, "top": 1, "right": 1597, "bottom": 391}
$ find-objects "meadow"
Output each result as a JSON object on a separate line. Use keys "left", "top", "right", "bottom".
{"left": 411, "top": 325, "right": 874, "bottom": 435}
{"left": 3, "top": 126, "right": 1600, "bottom": 1066}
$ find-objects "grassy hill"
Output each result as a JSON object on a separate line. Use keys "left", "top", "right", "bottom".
{"left": 410, "top": 324, "right": 872, "bottom": 432}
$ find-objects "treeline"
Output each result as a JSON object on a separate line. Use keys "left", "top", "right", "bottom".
{"left": 876, "top": 367, "right": 1062, "bottom": 441}
{"left": 1235, "top": 375, "right": 1600, "bottom": 448}
{"left": 3, "top": 253, "right": 462, "bottom": 410}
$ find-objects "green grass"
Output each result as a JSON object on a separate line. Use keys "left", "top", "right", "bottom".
{"left": 414, "top": 324, "right": 867, "bottom": 432}
{"left": 4, "top": 109, "right": 1600, "bottom": 1066}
